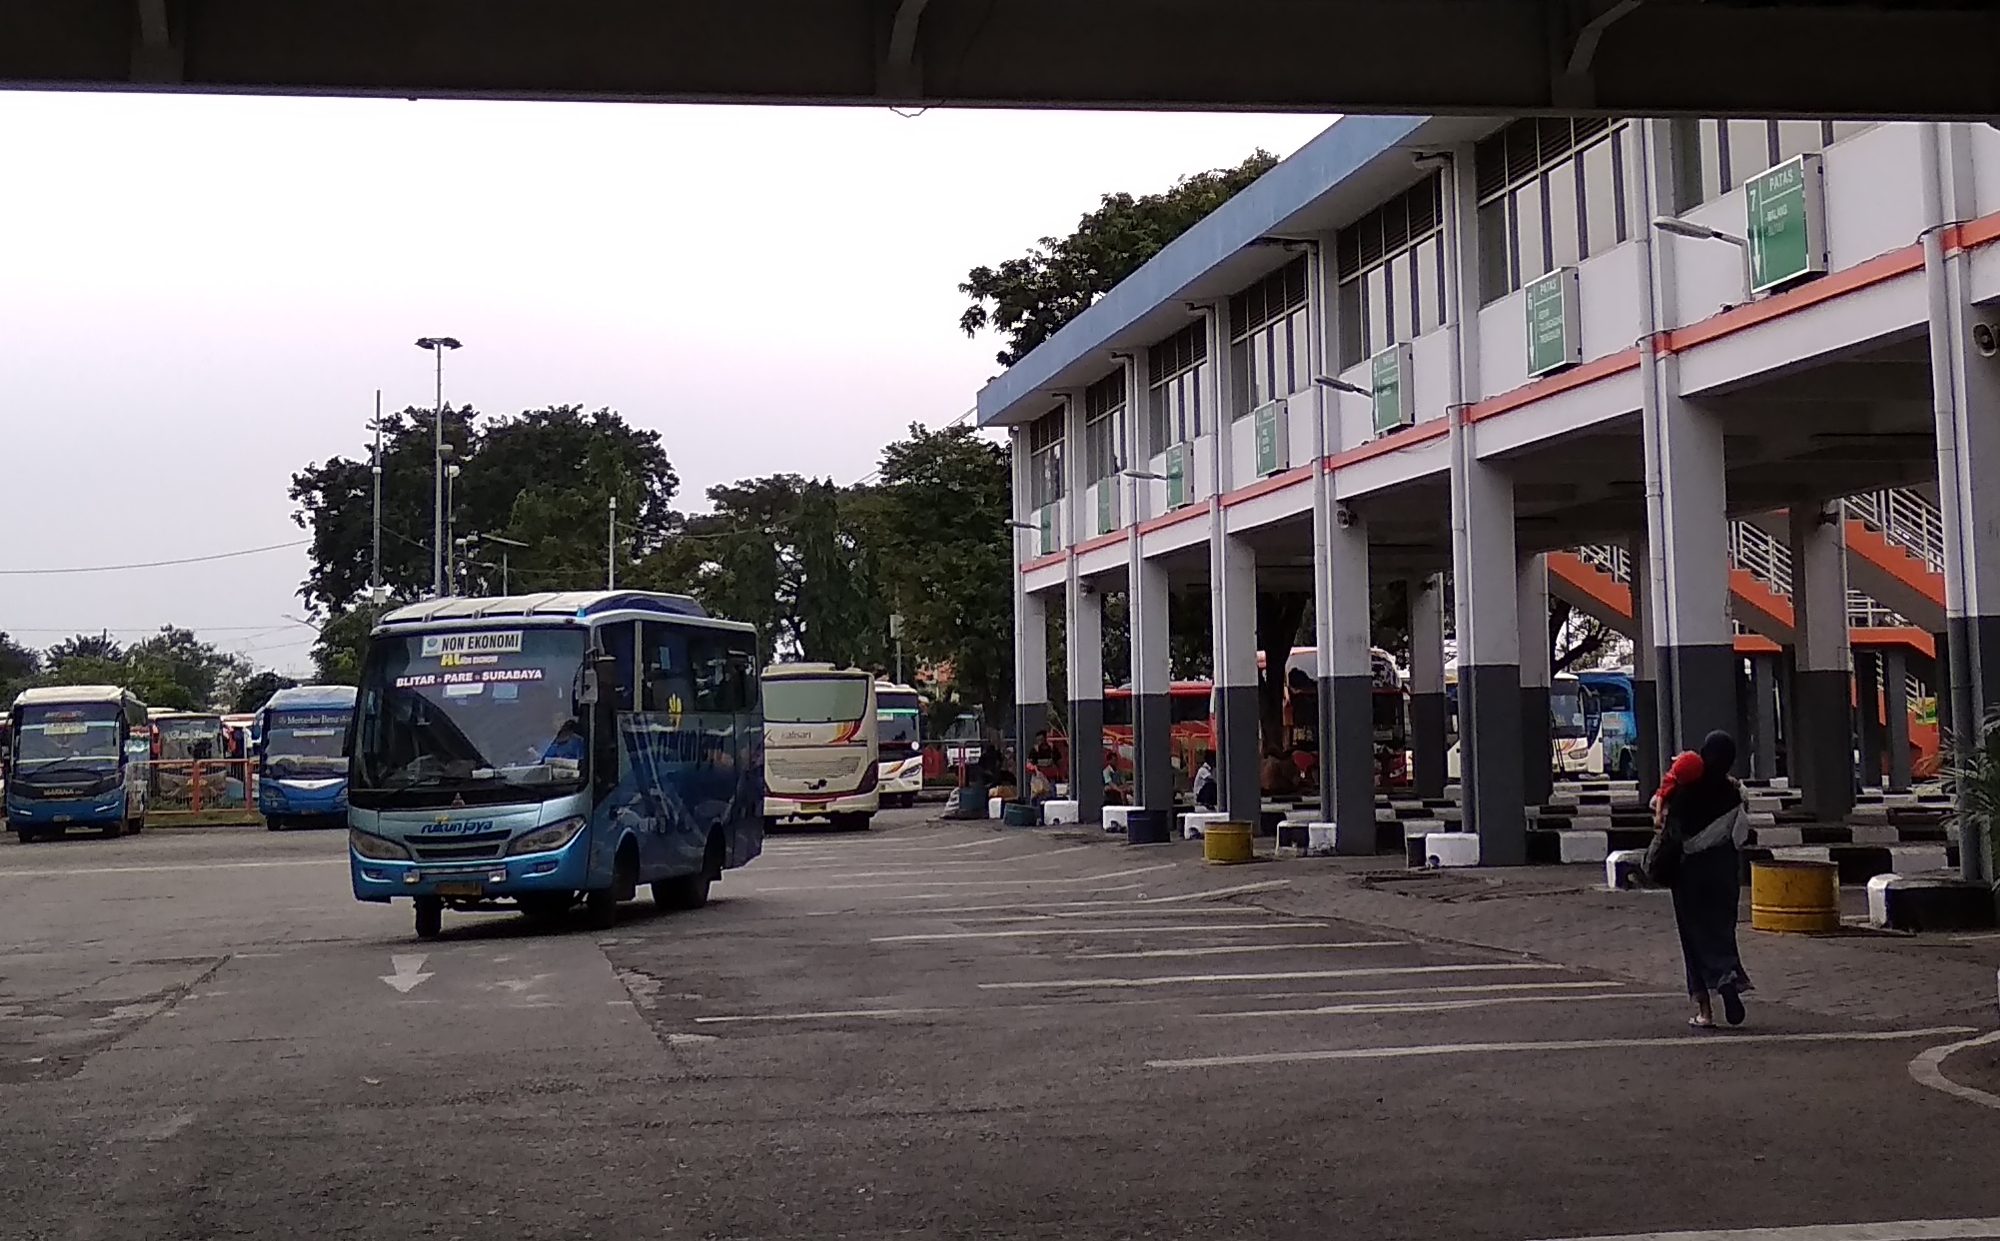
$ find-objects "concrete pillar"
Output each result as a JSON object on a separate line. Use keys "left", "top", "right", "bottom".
{"left": 1314, "top": 503, "right": 1374, "bottom": 853}
{"left": 1407, "top": 574, "right": 1449, "bottom": 799}
{"left": 1213, "top": 534, "right": 1261, "bottom": 823}
{"left": 1013, "top": 589, "right": 1049, "bottom": 798}
{"left": 1646, "top": 388, "right": 1736, "bottom": 753}
{"left": 1934, "top": 628, "right": 1952, "bottom": 742}
{"left": 1885, "top": 645, "right": 1913, "bottom": 793}
{"left": 1779, "top": 646, "right": 1800, "bottom": 788}
{"left": 1790, "top": 501, "right": 1855, "bottom": 822}
{"left": 1066, "top": 576, "right": 1104, "bottom": 823}
{"left": 1856, "top": 650, "right": 1884, "bottom": 790}
{"left": 1517, "top": 553, "right": 1554, "bottom": 807}
{"left": 1628, "top": 531, "right": 1664, "bottom": 791}
{"left": 1129, "top": 554, "right": 1174, "bottom": 833}
{"left": 1750, "top": 654, "right": 1780, "bottom": 783}
{"left": 1452, "top": 454, "right": 1525, "bottom": 864}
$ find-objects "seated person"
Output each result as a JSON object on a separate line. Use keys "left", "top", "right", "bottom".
{"left": 541, "top": 717, "right": 586, "bottom": 763}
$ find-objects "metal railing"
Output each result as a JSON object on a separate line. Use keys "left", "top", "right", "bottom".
{"left": 1845, "top": 487, "right": 1945, "bottom": 575}
{"left": 135, "top": 758, "right": 259, "bottom": 818}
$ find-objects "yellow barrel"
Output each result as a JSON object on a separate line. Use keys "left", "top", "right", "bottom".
{"left": 1749, "top": 859, "right": 1840, "bottom": 933}
{"left": 1203, "top": 821, "right": 1254, "bottom": 864}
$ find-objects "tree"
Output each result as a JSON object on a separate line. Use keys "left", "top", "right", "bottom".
{"left": 47, "top": 632, "right": 122, "bottom": 665}
{"left": 0, "top": 633, "right": 40, "bottom": 704}
{"left": 309, "top": 606, "right": 388, "bottom": 686}
{"left": 126, "top": 626, "right": 253, "bottom": 711}
{"left": 233, "top": 671, "right": 298, "bottom": 714}
{"left": 959, "top": 150, "right": 1280, "bottom": 366}
{"left": 1550, "top": 601, "right": 1616, "bottom": 674}
{"left": 1256, "top": 591, "right": 1310, "bottom": 756}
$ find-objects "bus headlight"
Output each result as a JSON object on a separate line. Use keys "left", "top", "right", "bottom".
{"left": 507, "top": 816, "right": 587, "bottom": 857}
{"left": 349, "top": 830, "right": 412, "bottom": 861}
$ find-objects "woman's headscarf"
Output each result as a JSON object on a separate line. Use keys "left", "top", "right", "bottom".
{"left": 1670, "top": 729, "right": 1742, "bottom": 830}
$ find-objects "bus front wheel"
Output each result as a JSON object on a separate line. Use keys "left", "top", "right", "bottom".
{"left": 414, "top": 896, "right": 444, "bottom": 939}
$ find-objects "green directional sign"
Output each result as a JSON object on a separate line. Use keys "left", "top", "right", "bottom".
{"left": 1525, "top": 267, "right": 1582, "bottom": 377}
{"left": 1164, "top": 444, "right": 1187, "bottom": 508}
{"left": 1371, "top": 344, "right": 1414, "bottom": 436}
{"left": 1746, "top": 152, "right": 1827, "bottom": 294}
{"left": 1096, "top": 479, "right": 1115, "bottom": 535}
{"left": 1252, "top": 400, "right": 1286, "bottom": 476}
{"left": 1038, "top": 504, "right": 1056, "bottom": 555}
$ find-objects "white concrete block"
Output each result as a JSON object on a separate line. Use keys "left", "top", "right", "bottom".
{"left": 1771, "top": 845, "right": 1835, "bottom": 864}
{"left": 1850, "top": 804, "right": 1891, "bottom": 825}
{"left": 1889, "top": 846, "right": 1951, "bottom": 873}
{"left": 1605, "top": 848, "right": 1647, "bottom": 890}
{"left": 1867, "top": 873, "right": 1895, "bottom": 927}
{"left": 1100, "top": 805, "right": 1135, "bottom": 834}
{"left": 1756, "top": 826, "right": 1804, "bottom": 848}
{"left": 1181, "top": 811, "right": 1232, "bottom": 840}
{"left": 1375, "top": 807, "right": 1399, "bottom": 822}
{"left": 1307, "top": 823, "right": 1336, "bottom": 856}
{"left": 988, "top": 796, "right": 1004, "bottom": 820}
{"left": 1850, "top": 824, "right": 1901, "bottom": 846}
{"left": 1402, "top": 818, "right": 1444, "bottom": 839}
{"left": 1042, "top": 799, "right": 1079, "bottom": 825}
{"left": 1558, "top": 830, "right": 1611, "bottom": 864}
{"left": 1423, "top": 832, "right": 1480, "bottom": 868}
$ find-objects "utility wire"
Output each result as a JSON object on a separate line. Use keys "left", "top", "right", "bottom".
{"left": 0, "top": 540, "right": 309, "bottom": 576}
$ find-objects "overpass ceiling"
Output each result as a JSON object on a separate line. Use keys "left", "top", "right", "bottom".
{"left": 7, "top": 2, "right": 2000, "bottom": 118}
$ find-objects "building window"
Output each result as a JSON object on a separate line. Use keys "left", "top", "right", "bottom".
{"left": 1147, "top": 321, "right": 1208, "bottom": 454}
{"left": 1083, "top": 370, "right": 1125, "bottom": 484}
{"left": 1027, "top": 406, "right": 1064, "bottom": 510}
{"left": 1228, "top": 256, "right": 1310, "bottom": 417}
{"left": 1475, "top": 118, "right": 1633, "bottom": 304}
{"left": 1670, "top": 120, "right": 1876, "bottom": 212}
{"left": 1336, "top": 175, "right": 1445, "bottom": 369}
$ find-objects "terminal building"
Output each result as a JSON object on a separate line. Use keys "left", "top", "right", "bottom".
{"left": 978, "top": 116, "right": 1998, "bottom": 869}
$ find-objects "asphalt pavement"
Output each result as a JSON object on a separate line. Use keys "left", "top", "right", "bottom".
{"left": 2, "top": 814, "right": 1999, "bottom": 1240}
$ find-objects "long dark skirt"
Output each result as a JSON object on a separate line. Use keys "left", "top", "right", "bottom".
{"left": 1670, "top": 845, "right": 1753, "bottom": 997}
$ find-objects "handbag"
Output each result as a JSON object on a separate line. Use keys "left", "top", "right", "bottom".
{"left": 1643, "top": 819, "right": 1683, "bottom": 886}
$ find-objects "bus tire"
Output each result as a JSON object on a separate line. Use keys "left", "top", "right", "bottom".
{"left": 130, "top": 817, "right": 144, "bottom": 834}
{"left": 101, "top": 822, "right": 123, "bottom": 839}
{"left": 266, "top": 816, "right": 284, "bottom": 832}
{"left": 414, "top": 896, "right": 444, "bottom": 940}
{"left": 836, "top": 813, "right": 871, "bottom": 833}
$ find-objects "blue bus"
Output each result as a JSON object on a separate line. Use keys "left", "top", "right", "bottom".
{"left": 257, "top": 684, "right": 357, "bottom": 830}
{"left": 4, "top": 686, "right": 152, "bottom": 840}
{"left": 1576, "top": 669, "right": 1639, "bottom": 779}
{"left": 346, "top": 591, "right": 765, "bottom": 940}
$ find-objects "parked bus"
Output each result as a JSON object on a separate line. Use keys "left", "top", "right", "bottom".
{"left": 762, "top": 663, "right": 878, "bottom": 831}
{"left": 1102, "top": 680, "right": 1216, "bottom": 799}
{"left": 1575, "top": 669, "right": 1639, "bottom": 778}
{"left": 875, "top": 681, "right": 924, "bottom": 808}
{"left": 346, "top": 591, "right": 764, "bottom": 939}
{"left": 257, "top": 684, "right": 357, "bottom": 830}
{"left": 4, "top": 685, "right": 151, "bottom": 840}
{"left": 150, "top": 710, "right": 234, "bottom": 805}
{"left": 1551, "top": 672, "right": 1594, "bottom": 776}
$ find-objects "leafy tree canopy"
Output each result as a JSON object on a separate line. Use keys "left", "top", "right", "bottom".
{"left": 233, "top": 671, "right": 299, "bottom": 715}
{"left": 959, "top": 150, "right": 1278, "bottom": 366}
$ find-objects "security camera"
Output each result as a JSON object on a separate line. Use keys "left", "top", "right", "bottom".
{"left": 1974, "top": 321, "right": 1999, "bottom": 358}
{"left": 1334, "top": 504, "right": 1357, "bottom": 529}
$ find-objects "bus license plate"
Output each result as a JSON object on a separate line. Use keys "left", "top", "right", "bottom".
{"left": 434, "top": 881, "right": 482, "bottom": 898}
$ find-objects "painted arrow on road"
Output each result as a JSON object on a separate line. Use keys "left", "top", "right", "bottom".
{"left": 379, "top": 954, "right": 433, "bottom": 994}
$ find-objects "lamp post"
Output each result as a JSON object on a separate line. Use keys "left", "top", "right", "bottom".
{"left": 1652, "top": 216, "right": 1755, "bottom": 307}
{"left": 368, "top": 389, "right": 386, "bottom": 605}
{"left": 415, "top": 336, "right": 462, "bottom": 597}
{"left": 444, "top": 458, "right": 461, "bottom": 594}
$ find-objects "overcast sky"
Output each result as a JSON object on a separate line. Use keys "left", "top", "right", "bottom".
{"left": 0, "top": 92, "right": 1331, "bottom": 675}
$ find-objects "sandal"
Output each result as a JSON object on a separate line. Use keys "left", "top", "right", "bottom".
{"left": 1688, "top": 1015, "right": 1717, "bottom": 1029}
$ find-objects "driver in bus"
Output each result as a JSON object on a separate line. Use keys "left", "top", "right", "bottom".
{"left": 541, "top": 716, "right": 586, "bottom": 763}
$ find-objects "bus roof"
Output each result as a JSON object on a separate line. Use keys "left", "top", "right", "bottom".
{"left": 262, "top": 684, "right": 358, "bottom": 712}
{"left": 763, "top": 663, "right": 870, "bottom": 680}
{"left": 150, "top": 710, "right": 222, "bottom": 722}
{"left": 874, "top": 681, "right": 920, "bottom": 696}
{"left": 378, "top": 591, "right": 718, "bottom": 630}
{"left": 11, "top": 684, "right": 138, "bottom": 709}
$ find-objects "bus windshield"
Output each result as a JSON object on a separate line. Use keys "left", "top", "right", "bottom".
{"left": 877, "top": 690, "right": 921, "bottom": 757}
{"left": 264, "top": 708, "right": 351, "bottom": 775}
{"left": 156, "top": 716, "right": 224, "bottom": 761}
{"left": 352, "top": 626, "right": 588, "bottom": 805}
{"left": 1552, "top": 682, "right": 1589, "bottom": 738}
{"left": 764, "top": 677, "right": 870, "bottom": 724}
{"left": 14, "top": 703, "right": 122, "bottom": 771}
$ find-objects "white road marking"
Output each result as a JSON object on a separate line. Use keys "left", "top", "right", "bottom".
{"left": 1147, "top": 1026, "right": 1978, "bottom": 1070}
{"left": 850, "top": 882, "right": 1286, "bottom": 912}
{"left": 120, "top": 1110, "right": 199, "bottom": 1143}
{"left": 761, "top": 837, "right": 999, "bottom": 855}
{"left": 1074, "top": 940, "right": 1405, "bottom": 960}
{"left": 1528, "top": 1217, "right": 2000, "bottom": 1241}
{"left": 0, "top": 859, "right": 345, "bottom": 879}
{"left": 693, "top": 1007, "right": 947, "bottom": 1025}
{"left": 758, "top": 845, "right": 1095, "bottom": 876}
{"left": 1207, "top": 990, "right": 1676, "bottom": 1018}
{"left": 825, "top": 884, "right": 1150, "bottom": 905}
{"left": 1909, "top": 1028, "right": 2000, "bottom": 1110}
{"left": 952, "top": 907, "right": 1294, "bottom": 924}
{"left": 379, "top": 953, "right": 434, "bottom": 994}
{"left": 981, "top": 963, "right": 1551, "bottom": 990}
{"left": 874, "top": 922, "right": 1330, "bottom": 943}
{"left": 752, "top": 862, "right": 1178, "bottom": 893}
{"left": 1238, "top": 980, "right": 1641, "bottom": 1003}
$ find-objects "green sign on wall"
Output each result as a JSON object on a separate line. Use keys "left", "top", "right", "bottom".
{"left": 1096, "top": 479, "right": 1115, "bottom": 535}
{"left": 1037, "top": 504, "right": 1056, "bottom": 555}
{"left": 1524, "top": 266, "right": 1582, "bottom": 377}
{"left": 1252, "top": 400, "right": 1286, "bottom": 476}
{"left": 1371, "top": 344, "right": 1414, "bottom": 436}
{"left": 1164, "top": 444, "right": 1187, "bottom": 508}
{"left": 1745, "top": 152, "right": 1827, "bottom": 294}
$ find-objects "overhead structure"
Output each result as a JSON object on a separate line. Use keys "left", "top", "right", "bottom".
{"left": 6, "top": 1, "right": 2000, "bottom": 117}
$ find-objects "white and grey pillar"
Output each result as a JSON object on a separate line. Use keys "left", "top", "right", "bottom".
{"left": 1789, "top": 501, "right": 1854, "bottom": 821}
{"left": 1315, "top": 503, "right": 1375, "bottom": 853}
{"left": 1407, "top": 574, "right": 1449, "bottom": 800}
{"left": 1517, "top": 553, "right": 1554, "bottom": 808}
{"left": 1213, "top": 533, "right": 1261, "bottom": 823}
{"left": 1129, "top": 553, "right": 1175, "bottom": 841}
{"left": 1452, "top": 450, "right": 1526, "bottom": 864}
{"left": 1646, "top": 386, "right": 1737, "bottom": 754}
{"left": 1066, "top": 574, "right": 1104, "bottom": 823}
{"left": 1628, "top": 531, "right": 1664, "bottom": 790}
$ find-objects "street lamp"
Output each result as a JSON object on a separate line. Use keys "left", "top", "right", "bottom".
{"left": 444, "top": 459, "right": 462, "bottom": 595}
{"left": 1651, "top": 216, "right": 1754, "bottom": 307}
{"left": 459, "top": 532, "right": 529, "bottom": 595}
{"left": 415, "top": 335, "right": 462, "bottom": 597}
{"left": 1313, "top": 375, "right": 1372, "bottom": 397}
